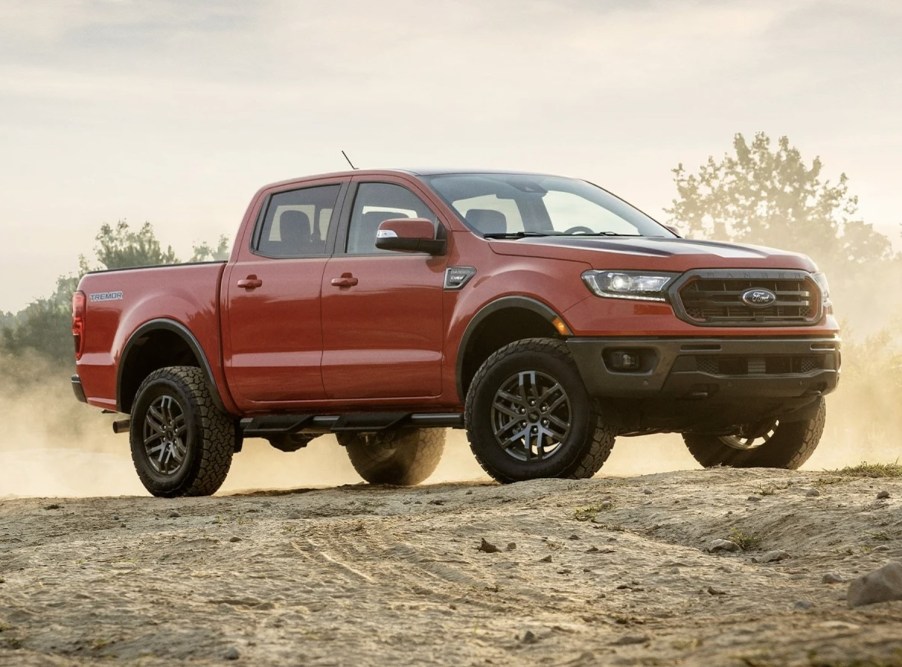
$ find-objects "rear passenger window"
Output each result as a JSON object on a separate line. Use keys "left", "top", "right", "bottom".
{"left": 255, "top": 185, "right": 341, "bottom": 258}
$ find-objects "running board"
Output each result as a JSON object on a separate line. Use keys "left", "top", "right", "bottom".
{"left": 240, "top": 412, "right": 464, "bottom": 437}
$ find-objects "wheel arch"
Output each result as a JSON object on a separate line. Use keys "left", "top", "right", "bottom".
{"left": 117, "top": 319, "right": 225, "bottom": 414}
{"left": 456, "top": 296, "right": 564, "bottom": 401}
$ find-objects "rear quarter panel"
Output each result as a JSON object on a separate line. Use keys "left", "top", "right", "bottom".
{"left": 76, "top": 263, "right": 229, "bottom": 411}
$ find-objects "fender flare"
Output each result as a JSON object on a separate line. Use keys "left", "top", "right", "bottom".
{"left": 117, "top": 318, "right": 226, "bottom": 413}
{"left": 455, "top": 296, "right": 563, "bottom": 401}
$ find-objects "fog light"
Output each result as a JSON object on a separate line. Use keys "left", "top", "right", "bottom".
{"left": 608, "top": 350, "right": 640, "bottom": 371}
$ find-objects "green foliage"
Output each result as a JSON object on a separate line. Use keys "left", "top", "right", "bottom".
{"left": 666, "top": 132, "right": 892, "bottom": 271}
{"left": 93, "top": 220, "right": 179, "bottom": 270}
{"left": 833, "top": 462, "right": 902, "bottom": 478}
{"left": 190, "top": 235, "right": 231, "bottom": 262}
{"left": 728, "top": 528, "right": 762, "bottom": 551}
{"left": 2, "top": 274, "right": 79, "bottom": 368}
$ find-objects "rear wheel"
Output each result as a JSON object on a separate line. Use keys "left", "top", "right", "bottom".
{"left": 338, "top": 428, "right": 445, "bottom": 485}
{"left": 465, "top": 338, "right": 616, "bottom": 483}
{"left": 683, "top": 398, "right": 826, "bottom": 469}
{"left": 130, "top": 366, "right": 235, "bottom": 497}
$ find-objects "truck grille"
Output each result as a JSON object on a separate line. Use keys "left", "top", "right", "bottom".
{"left": 696, "top": 355, "right": 826, "bottom": 375}
{"left": 672, "top": 270, "right": 821, "bottom": 327}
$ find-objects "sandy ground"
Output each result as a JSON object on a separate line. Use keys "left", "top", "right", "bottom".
{"left": 1, "top": 440, "right": 901, "bottom": 666}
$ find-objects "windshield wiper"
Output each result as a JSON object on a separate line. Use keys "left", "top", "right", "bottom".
{"left": 483, "top": 231, "right": 555, "bottom": 239}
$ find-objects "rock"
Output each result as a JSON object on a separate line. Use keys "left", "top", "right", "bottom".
{"left": 747, "top": 496, "right": 762, "bottom": 502}
{"left": 520, "top": 630, "right": 537, "bottom": 644}
{"left": 44, "top": 504, "right": 61, "bottom": 510}
{"left": 847, "top": 562, "right": 902, "bottom": 607}
{"left": 224, "top": 646, "right": 240, "bottom": 660}
{"left": 877, "top": 490, "right": 891, "bottom": 499}
{"left": 506, "top": 542, "right": 517, "bottom": 551}
{"left": 477, "top": 538, "right": 499, "bottom": 554}
{"left": 642, "top": 488, "right": 653, "bottom": 495}
{"left": 761, "top": 550, "right": 790, "bottom": 563}
{"left": 287, "top": 511, "right": 302, "bottom": 520}
{"left": 805, "top": 488, "right": 821, "bottom": 497}
{"left": 169, "top": 511, "right": 180, "bottom": 518}
{"left": 229, "top": 536, "right": 242, "bottom": 543}
{"left": 539, "top": 555, "right": 553, "bottom": 563}
{"left": 428, "top": 499, "right": 445, "bottom": 505}
{"left": 794, "top": 600, "right": 813, "bottom": 609}
{"left": 707, "top": 539, "right": 740, "bottom": 553}
{"left": 873, "top": 545, "right": 890, "bottom": 552}
{"left": 568, "top": 534, "right": 580, "bottom": 540}
{"left": 822, "top": 572, "right": 844, "bottom": 584}
{"left": 705, "top": 586, "right": 726, "bottom": 596}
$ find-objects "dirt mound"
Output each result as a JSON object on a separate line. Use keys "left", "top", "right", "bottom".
{"left": 1, "top": 468, "right": 900, "bottom": 665}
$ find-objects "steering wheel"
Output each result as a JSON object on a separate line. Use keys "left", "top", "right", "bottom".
{"left": 563, "top": 225, "right": 595, "bottom": 235}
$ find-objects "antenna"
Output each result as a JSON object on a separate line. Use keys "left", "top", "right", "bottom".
{"left": 341, "top": 150, "right": 358, "bottom": 170}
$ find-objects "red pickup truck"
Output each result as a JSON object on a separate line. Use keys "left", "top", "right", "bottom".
{"left": 72, "top": 169, "right": 840, "bottom": 497}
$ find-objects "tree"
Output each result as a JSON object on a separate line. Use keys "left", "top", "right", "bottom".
{"left": 190, "top": 235, "right": 231, "bottom": 262}
{"left": 93, "top": 220, "right": 179, "bottom": 270}
{"left": 666, "top": 132, "right": 892, "bottom": 270}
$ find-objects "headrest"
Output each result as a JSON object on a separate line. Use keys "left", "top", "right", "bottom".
{"left": 465, "top": 208, "right": 507, "bottom": 235}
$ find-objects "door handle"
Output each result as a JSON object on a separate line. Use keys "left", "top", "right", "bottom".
{"left": 330, "top": 273, "right": 359, "bottom": 288}
{"left": 237, "top": 276, "right": 263, "bottom": 290}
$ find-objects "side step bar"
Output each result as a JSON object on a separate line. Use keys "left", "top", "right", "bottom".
{"left": 240, "top": 412, "right": 464, "bottom": 437}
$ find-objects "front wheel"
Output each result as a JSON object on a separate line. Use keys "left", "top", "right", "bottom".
{"left": 465, "top": 338, "right": 616, "bottom": 483}
{"left": 683, "top": 398, "right": 826, "bottom": 469}
{"left": 338, "top": 428, "right": 445, "bottom": 485}
{"left": 130, "top": 366, "right": 235, "bottom": 497}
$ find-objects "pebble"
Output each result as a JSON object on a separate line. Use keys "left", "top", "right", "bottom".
{"left": 822, "top": 572, "right": 844, "bottom": 584}
{"left": 229, "top": 536, "right": 242, "bottom": 543}
{"left": 506, "top": 542, "right": 517, "bottom": 551}
{"left": 477, "top": 538, "right": 499, "bottom": 554}
{"left": 224, "top": 646, "right": 240, "bottom": 660}
{"left": 747, "top": 496, "right": 762, "bottom": 502}
{"left": 707, "top": 539, "right": 740, "bottom": 553}
{"left": 520, "top": 630, "right": 537, "bottom": 644}
{"left": 877, "top": 490, "right": 891, "bottom": 499}
{"left": 428, "top": 499, "right": 445, "bottom": 505}
{"left": 794, "top": 600, "right": 813, "bottom": 610}
{"left": 44, "top": 504, "right": 61, "bottom": 510}
{"left": 805, "top": 488, "right": 821, "bottom": 497}
{"left": 705, "top": 586, "right": 726, "bottom": 596}
{"left": 847, "top": 561, "right": 902, "bottom": 607}
{"left": 169, "top": 511, "right": 180, "bottom": 518}
{"left": 539, "top": 555, "right": 553, "bottom": 563}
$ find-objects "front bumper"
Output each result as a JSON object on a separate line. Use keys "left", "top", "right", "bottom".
{"left": 567, "top": 336, "right": 840, "bottom": 400}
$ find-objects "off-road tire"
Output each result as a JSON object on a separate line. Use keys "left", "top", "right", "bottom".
{"left": 683, "top": 398, "right": 826, "bottom": 469}
{"left": 465, "top": 338, "right": 616, "bottom": 483}
{"left": 338, "top": 428, "right": 445, "bottom": 485}
{"left": 130, "top": 366, "right": 235, "bottom": 497}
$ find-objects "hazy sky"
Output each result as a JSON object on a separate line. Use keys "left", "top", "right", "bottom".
{"left": 1, "top": 0, "right": 900, "bottom": 312}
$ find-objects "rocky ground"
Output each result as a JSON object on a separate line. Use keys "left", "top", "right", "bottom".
{"left": 1, "top": 465, "right": 901, "bottom": 666}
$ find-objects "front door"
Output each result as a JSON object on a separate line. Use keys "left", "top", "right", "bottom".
{"left": 321, "top": 179, "right": 446, "bottom": 400}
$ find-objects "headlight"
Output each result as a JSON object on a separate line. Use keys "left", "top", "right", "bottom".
{"left": 812, "top": 271, "right": 832, "bottom": 307}
{"left": 581, "top": 270, "right": 678, "bottom": 302}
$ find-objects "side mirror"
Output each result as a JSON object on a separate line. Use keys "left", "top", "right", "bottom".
{"left": 375, "top": 218, "right": 445, "bottom": 255}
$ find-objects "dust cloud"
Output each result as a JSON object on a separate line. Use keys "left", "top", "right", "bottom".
{"left": 0, "top": 368, "right": 896, "bottom": 498}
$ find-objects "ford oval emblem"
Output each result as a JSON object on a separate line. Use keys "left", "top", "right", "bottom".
{"left": 741, "top": 288, "right": 777, "bottom": 307}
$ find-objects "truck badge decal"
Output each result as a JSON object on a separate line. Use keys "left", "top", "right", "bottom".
{"left": 741, "top": 288, "right": 776, "bottom": 307}
{"left": 89, "top": 291, "right": 124, "bottom": 303}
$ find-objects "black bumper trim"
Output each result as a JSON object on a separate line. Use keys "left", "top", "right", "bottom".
{"left": 566, "top": 336, "right": 840, "bottom": 400}
{"left": 71, "top": 375, "right": 87, "bottom": 403}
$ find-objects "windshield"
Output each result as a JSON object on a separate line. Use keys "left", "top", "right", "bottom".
{"left": 423, "top": 173, "right": 674, "bottom": 238}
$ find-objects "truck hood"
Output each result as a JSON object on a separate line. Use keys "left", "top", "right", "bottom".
{"left": 488, "top": 236, "right": 818, "bottom": 272}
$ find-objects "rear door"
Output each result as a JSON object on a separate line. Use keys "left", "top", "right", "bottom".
{"left": 223, "top": 179, "right": 346, "bottom": 408}
{"left": 320, "top": 177, "right": 447, "bottom": 400}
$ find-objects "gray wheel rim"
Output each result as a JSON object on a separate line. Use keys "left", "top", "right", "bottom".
{"left": 490, "top": 370, "right": 571, "bottom": 462}
{"left": 143, "top": 395, "right": 189, "bottom": 475}
{"left": 718, "top": 422, "right": 778, "bottom": 451}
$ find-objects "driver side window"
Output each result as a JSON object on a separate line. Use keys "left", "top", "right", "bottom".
{"left": 346, "top": 183, "right": 437, "bottom": 255}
